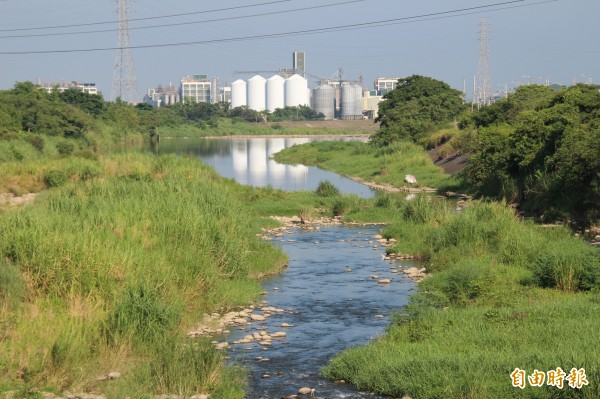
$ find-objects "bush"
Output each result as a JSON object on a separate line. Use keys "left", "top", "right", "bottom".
{"left": 43, "top": 170, "right": 68, "bottom": 187}
{"left": 532, "top": 245, "right": 600, "bottom": 291}
{"left": 24, "top": 134, "right": 45, "bottom": 152}
{"left": 55, "top": 141, "right": 75, "bottom": 156}
{"left": 316, "top": 180, "right": 340, "bottom": 197}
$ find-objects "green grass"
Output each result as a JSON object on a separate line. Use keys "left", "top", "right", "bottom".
{"left": 323, "top": 200, "right": 600, "bottom": 399}
{"left": 273, "top": 140, "right": 458, "bottom": 190}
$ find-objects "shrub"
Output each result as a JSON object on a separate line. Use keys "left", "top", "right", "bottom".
{"left": 24, "top": 134, "right": 45, "bottom": 152}
{"left": 55, "top": 141, "right": 75, "bottom": 156}
{"left": 532, "top": 245, "right": 600, "bottom": 291}
{"left": 43, "top": 170, "right": 68, "bottom": 187}
{"left": 316, "top": 180, "right": 340, "bottom": 197}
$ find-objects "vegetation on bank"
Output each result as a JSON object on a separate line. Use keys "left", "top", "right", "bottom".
{"left": 324, "top": 196, "right": 600, "bottom": 399}
{"left": 0, "top": 152, "right": 289, "bottom": 397}
{"left": 156, "top": 119, "right": 373, "bottom": 138}
{"left": 273, "top": 140, "right": 457, "bottom": 190}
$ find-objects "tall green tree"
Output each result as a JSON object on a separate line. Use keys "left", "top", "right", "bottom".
{"left": 371, "top": 75, "right": 467, "bottom": 145}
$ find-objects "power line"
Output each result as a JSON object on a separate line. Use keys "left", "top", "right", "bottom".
{"left": 0, "top": 0, "right": 294, "bottom": 32}
{"left": 0, "top": 0, "right": 557, "bottom": 56}
{"left": 0, "top": 0, "right": 365, "bottom": 40}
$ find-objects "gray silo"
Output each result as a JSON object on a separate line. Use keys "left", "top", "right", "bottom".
{"left": 353, "top": 83, "right": 363, "bottom": 118}
{"left": 341, "top": 82, "right": 362, "bottom": 119}
{"left": 312, "top": 84, "right": 335, "bottom": 120}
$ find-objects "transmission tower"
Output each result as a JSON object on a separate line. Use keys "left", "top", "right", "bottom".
{"left": 474, "top": 17, "right": 491, "bottom": 109}
{"left": 111, "top": 0, "right": 139, "bottom": 103}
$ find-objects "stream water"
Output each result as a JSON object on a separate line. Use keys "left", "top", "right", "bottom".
{"left": 227, "top": 225, "right": 416, "bottom": 398}
{"left": 157, "top": 137, "right": 414, "bottom": 398}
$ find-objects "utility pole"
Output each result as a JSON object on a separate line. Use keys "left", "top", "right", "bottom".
{"left": 111, "top": 0, "right": 139, "bottom": 103}
{"left": 474, "top": 17, "right": 491, "bottom": 109}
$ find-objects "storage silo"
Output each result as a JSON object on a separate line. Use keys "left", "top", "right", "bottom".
{"left": 313, "top": 84, "right": 335, "bottom": 120}
{"left": 353, "top": 83, "right": 364, "bottom": 118}
{"left": 247, "top": 75, "right": 267, "bottom": 111}
{"left": 266, "top": 75, "right": 285, "bottom": 112}
{"left": 285, "top": 74, "right": 308, "bottom": 107}
{"left": 231, "top": 79, "right": 247, "bottom": 108}
{"left": 341, "top": 82, "right": 363, "bottom": 119}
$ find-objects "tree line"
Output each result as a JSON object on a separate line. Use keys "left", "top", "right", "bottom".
{"left": 372, "top": 75, "right": 600, "bottom": 222}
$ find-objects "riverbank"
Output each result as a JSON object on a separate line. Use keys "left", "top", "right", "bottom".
{"left": 323, "top": 196, "right": 600, "bottom": 399}
{"left": 273, "top": 140, "right": 458, "bottom": 192}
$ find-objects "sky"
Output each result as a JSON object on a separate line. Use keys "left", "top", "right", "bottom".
{"left": 0, "top": 0, "right": 598, "bottom": 101}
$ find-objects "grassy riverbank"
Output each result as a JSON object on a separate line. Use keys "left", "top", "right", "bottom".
{"left": 273, "top": 140, "right": 458, "bottom": 191}
{"left": 323, "top": 196, "right": 600, "bottom": 398}
{"left": 0, "top": 151, "right": 290, "bottom": 398}
{"left": 157, "top": 119, "right": 377, "bottom": 138}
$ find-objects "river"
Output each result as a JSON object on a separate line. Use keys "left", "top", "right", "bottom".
{"left": 152, "top": 137, "right": 414, "bottom": 398}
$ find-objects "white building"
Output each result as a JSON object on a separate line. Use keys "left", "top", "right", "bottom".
{"left": 374, "top": 77, "right": 401, "bottom": 96}
{"left": 143, "top": 84, "right": 180, "bottom": 107}
{"left": 37, "top": 81, "right": 98, "bottom": 95}
{"left": 180, "top": 75, "right": 211, "bottom": 104}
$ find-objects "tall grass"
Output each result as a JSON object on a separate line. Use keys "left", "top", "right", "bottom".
{"left": 0, "top": 152, "right": 287, "bottom": 396}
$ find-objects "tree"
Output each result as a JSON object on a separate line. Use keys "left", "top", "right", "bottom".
{"left": 371, "top": 75, "right": 467, "bottom": 145}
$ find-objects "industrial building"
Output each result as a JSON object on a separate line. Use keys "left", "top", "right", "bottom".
{"left": 180, "top": 75, "right": 211, "bottom": 104}
{"left": 143, "top": 84, "right": 180, "bottom": 107}
{"left": 37, "top": 80, "right": 98, "bottom": 95}
{"left": 138, "top": 52, "right": 396, "bottom": 119}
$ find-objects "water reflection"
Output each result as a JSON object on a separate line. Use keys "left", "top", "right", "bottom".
{"left": 153, "top": 137, "right": 375, "bottom": 198}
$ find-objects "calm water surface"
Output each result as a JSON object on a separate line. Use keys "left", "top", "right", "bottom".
{"left": 152, "top": 137, "right": 376, "bottom": 198}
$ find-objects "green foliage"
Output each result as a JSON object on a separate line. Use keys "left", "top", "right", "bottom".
{"left": 43, "top": 170, "right": 67, "bottom": 187}
{"left": 315, "top": 180, "right": 340, "bottom": 197}
{"left": 464, "top": 84, "right": 600, "bottom": 221}
{"left": 372, "top": 75, "right": 467, "bottom": 145}
{"left": 268, "top": 105, "right": 324, "bottom": 122}
{"left": 55, "top": 140, "right": 74, "bottom": 156}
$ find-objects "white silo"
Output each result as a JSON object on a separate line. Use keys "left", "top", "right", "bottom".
{"left": 285, "top": 74, "right": 308, "bottom": 107}
{"left": 247, "top": 75, "right": 267, "bottom": 112}
{"left": 313, "top": 84, "right": 335, "bottom": 120}
{"left": 231, "top": 79, "right": 247, "bottom": 108}
{"left": 266, "top": 75, "right": 285, "bottom": 112}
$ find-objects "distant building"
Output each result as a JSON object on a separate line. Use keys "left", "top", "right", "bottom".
{"left": 143, "top": 84, "right": 180, "bottom": 107}
{"left": 293, "top": 51, "right": 306, "bottom": 78}
{"left": 374, "top": 77, "right": 401, "bottom": 96}
{"left": 180, "top": 75, "right": 211, "bottom": 104}
{"left": 37, "top": 80, "right": 98, "bottom": 95}
{"left": 362, "top": 89, "right": 383, "bottom": 119}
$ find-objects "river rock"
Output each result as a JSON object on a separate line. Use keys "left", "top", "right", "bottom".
{"left": 250, "top": 314, "right": 266, "bottom": 321}
{"left": 378, "top": 279, "right": 391, "bottom": 284}
{"left": 298, "top": 387, "right": 315, "bottom": 395}
{"left": 271, "top": 331, "right": 287, "bottom": 338}
{"left": 281, "top": 323, "right": 293, "bottom": 327}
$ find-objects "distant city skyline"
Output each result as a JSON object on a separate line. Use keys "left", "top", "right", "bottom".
{"left": 0, "top": 0, "right": 597, "bottom": 99}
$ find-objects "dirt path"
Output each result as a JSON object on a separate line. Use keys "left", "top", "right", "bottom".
{"left": 0, "top": 193, "right": 38, "bottom": 206}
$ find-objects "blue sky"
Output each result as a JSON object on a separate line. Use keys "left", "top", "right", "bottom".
{"left": 0, "top": 0, "right": 597, "bottom": 99}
